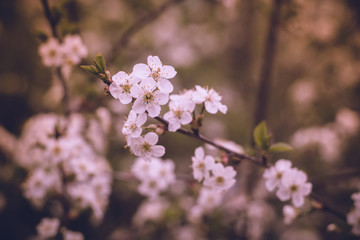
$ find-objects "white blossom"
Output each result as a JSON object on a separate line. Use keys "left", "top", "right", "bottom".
{"left": 122, "top": 110, "right": 147, "bottom": 138}
{"left": 203, "top": 163, "right": 236, "bottom": 191}
{"left": 196, "top": 188, "right": 223, "bottom": 212}
{"left": 276, "top": 168, "right": 312, "bottom": 207}
{"left": 133, "top": 55, "right": 176, "bottom": 93}
{"left": 191, "top": 146, "right": 215, "bottom": 181}
{"left": 130, "top": 77, "right": 169, "bottom": 117}
{"left": 38, "top": 38, "right": 64, "bottom": 67}
{"left": 62, "top": 229, "right": 84, "bottom": 240}
{"left": 164, "top": 98, "right": 193, "bottom": 132}
{"left": 193, "top": 85, "right": 227, "bottom": 114}
{"left": 110, "top": 71, "right": 141, "bottom": 104}
{"left": 283, "top": 205, "right": 298, "bottom": 225}
{"left": 62, "top": 34, "right": 88, "bottom": 65}
{"left": 130, "top": 132, "right": 165, "bottom": 160}
{"left": 263, "top": 159, "right": 293, "bottom": 192}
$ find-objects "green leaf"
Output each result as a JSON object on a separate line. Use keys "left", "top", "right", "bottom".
{"left": 253, "top": 121, "right": 271, "bottom": 149}
{"left": 94, "top": 53, "right": 106, "bottom": 73}
{"left": 269, "top": 142, "right": 293, "bottom": 153}
{"left": 80, "top": 65, "right": 98, "bottom": 75}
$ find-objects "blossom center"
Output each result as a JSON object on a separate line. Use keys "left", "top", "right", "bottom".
{"left": 141, "top": 142, "right": 152, "bottom": 153}
{"left": 216, "top": 176, "right": 225, "bottom": 185}
{"left": 144, "top": 92, "right": 155, "bottom": 103}
{"left": 290, "top": 185, "right": 298, "bottom": 192}
{"left": 122, "top": 84, "right": 131, "bottom": 93}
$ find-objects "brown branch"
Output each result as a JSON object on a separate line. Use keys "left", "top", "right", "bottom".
{"left": 109, "top": 0, "right": 186, "bottom": 63}
{"left": 252, "top": 0, "right": 283, "bottom": 140}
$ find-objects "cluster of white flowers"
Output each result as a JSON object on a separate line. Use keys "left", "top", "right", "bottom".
{"left": 38, "top": 34, "right": 87, "bottom": 67}
{"left": 131, "top": 157, "right": 176, "bottom": 198}
{"left": 189, "top": 146, "right": 236, "bottom": 216}
{"left": 347, "top": 192, "right": 360, "bottom": 235}
{"left": 109, "top": 56, "right": 227, "bottom": 149}
{"left": 263, "top": 159, "right": 312, "bottom": 208}
{"left": 16, "top": 113, "right": 112, "bottom": 221}
{"left": 36, "top": 217, "right": 84, "bottom": 240}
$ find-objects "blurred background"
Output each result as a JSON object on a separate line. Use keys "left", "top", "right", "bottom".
{"left": 1, "top": 0, "right": 360, "bottom": 239}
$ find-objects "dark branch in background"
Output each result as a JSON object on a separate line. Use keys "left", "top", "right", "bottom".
{"left": 109, "top": 0, "right": 186, "bottom": 63}
{"left": 40, "top": 0, "right": 70, "bottom": 116}
{"left": 252, "top": 0, "right": 283, "bottom": 142}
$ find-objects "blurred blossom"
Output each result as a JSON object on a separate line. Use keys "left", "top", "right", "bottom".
{"left": 290, "top": 126, "right": 341, "bottom": 162}
{"left": 132, "top": 198, "right": 169, "bottom": 227}
{"left": 289, "top": 79, "right": 316, "bottom": 108}
{"left": 283, "top": 205, "right": 298, "bottom": 225}
{"left": 172, "top": 226, "right": 200, "bottom": 240}
{"left": 62, "top": 229, "right": 84, "bottom": 240}
{"left": 334, "top": 108, "right": 359, "bottom": 136}
{"left": 36, "top": 218, "right": 60, "bottom": 239}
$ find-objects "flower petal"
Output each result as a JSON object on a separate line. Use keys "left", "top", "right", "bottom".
{"left": 119, "top": 93, "right": 132, "bottom": 104}
{"left": 147, "top": 56, "right": 162, "bottom": 69}
{"left": 109, "top": 83, "right": 121, "bottom": 99}
{"left": 130, "top": 84, "right": 143, "bottom": 98}
{"left": 151, "top": 145, "right": 165, "bottom": 157}
{"left": 156, "top": 92, "right": 169, "bottom": 105}
{"left": 158, "top": 78, "right": 174, "bottom": 93}
{"left": 144, "top": 132, "right": 158, "bottom": 145}
{"left": 133, "top": 63, "right": 151, "bottom": 79}
{"left": 160, "top": 65, "right": 177, "bottom": 79}
{"left": 146, "top": 103, "right": 161, "bottom": 117}
{"left": 140, "top": 77, "right": 157, "bottom": 91}
{"left": 205, "top": 101, "right": 218, "bottom": 114}
{"left": 132, "top": 98, "right": 146, "bottom": 114}
{"left": 194, "top": 147, "right": 204, "bottom": 159}
{"left": 136, "top": 113, "right": 147, "bottom": 126}
{"left": 180, "top": 111, "right": 192, "bottom": 125}
{"left": 112, "top": 71, "right": 128, "bottom": 84}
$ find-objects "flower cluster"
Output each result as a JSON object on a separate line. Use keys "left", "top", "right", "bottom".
{"left": 17, "top": 113, "right": 112, "bottom": 221}
{"left": 38, "top": 34, "right": 87, "bottom": 67}
{"left": 347, "top": 192, "right": 360, "bottom": 235}
{"left": 131, "top": 157, "right": 176, "bottom": 198}
{"left": 263, "top": 159, "right": 312, "bottom": 208}
{"left": 189, "top": 146, "right": 236, "bottom": 216}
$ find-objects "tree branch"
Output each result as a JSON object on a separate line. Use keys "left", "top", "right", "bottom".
{"left": 109, "top": 0, "right": 186, "bottom": 63}
{"left": 252, "top": 0, "right": 283, "bottom": 140}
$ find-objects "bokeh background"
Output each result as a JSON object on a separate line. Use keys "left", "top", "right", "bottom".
{"left": 1, "top": 0, "right": 360, "bottom": 239}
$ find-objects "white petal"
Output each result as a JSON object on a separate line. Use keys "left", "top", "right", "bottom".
{"left": 168, "top": 121, "right": 181, "bottom": 132}
{"left": 160, "top": 65, "right": 177, "bottom": 79}
{"left": 147, "top": 56, "right": 162, "bottom": 69}
{"left": 205, "top": 101, "right": 218, "bottom": 114}
{"left": 132, "top": 99, "right": 146, "bottom": 114}
{"left": 292, "top": 193, "right": 304, "bottom": 207}
{"left": 112, "top": 71, "right": 128, "bottom": 84}
{"left": 157, "top": 78, "right": 174, "bottom": 93}
{"left": 265, "top": 179, "right": 278, "bottom": 192}
{"left": 144, "top": 132, "right": 158, "bottom": 145}
{"left": 276, "top": 187, "right": 291, "bottom": 201}
{"left": 140, "top": 77, "right": 157, "bottom": 91}
{"left": 131, "top": 127, "right": 142, "bottom": 138}
{"left": 127, "top": 110, "right": 137, "bottom": 122}
{"left": 133, "top": 63, "right": 151, "bottom": 79}
{"left": 119, "top": 93, "right": 132, "bottom": 104}
{"left": 146, "top": 103, "right": 161, "bottom": 118}
{"left": 130, "top": 84, "right": 143, "bottom": 98}
{"left": 136, "top": 113, "right": 147, "bottom": 126}
{"left": 156, "top": 92, "right": 169, "bottom": 105}
{"left": 151, "top": 145, "right": 165, "bottom": 157}
{"left": 109, "top": 83, "right": 121, "bottom": 99}
{"left": 180, "top": 111, "right": 192, "bottom": 125}
{"left": 194, "top": 147, "right": 204, "bottom": 159}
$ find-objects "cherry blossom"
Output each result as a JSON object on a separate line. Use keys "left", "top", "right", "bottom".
{"left": 110, "top": 71, "right": 141, "bottom": 104}
{"left": 36, "top": 218, "right": 60, "bottom": 238}
{"left": 164, "top": 98, "right": 193, "bottom": 132}
{"left": 38, "top": 38, "right": 64, "bottom": 67}
{"left": 203, "top": 163, "right": 236, "bottom": 191}
{"left": 130, "top": 132, "right": 165, "bottom": 160}
{"left": 133, "top": 55, "right": 177, "bottom": 93}
{"left": 193, "top": 85, "right": 228, "bottom": 114}
{"left": 276, "top": 168, "right": 312, "bottom": 207}
{"left": 130, "top": 77, "right": 169, "bottom": 117}
{"left": 263, "top": 159, "right": 292, "bottom": 192}
{"left": 122, "top": 110, "right": 147, "bottom": 138}
{"left": 191, "top": 146, "right": 215, "bottom": 181}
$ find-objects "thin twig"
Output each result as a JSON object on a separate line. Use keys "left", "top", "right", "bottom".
{"left": 109, "top": 0, "right": 186, "bottom": 63}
